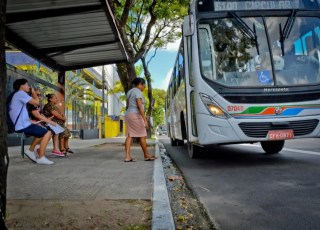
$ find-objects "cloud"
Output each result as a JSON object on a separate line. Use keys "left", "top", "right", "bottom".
{"left": 160, "top": 67, "right": 173, "bottom": 90}
{"left": 164, "top": 39, "right": 181, "bottom": 52}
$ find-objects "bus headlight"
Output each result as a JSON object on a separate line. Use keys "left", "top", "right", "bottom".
{"left": 200, "top": 93, "right": 229, "bottom": 118}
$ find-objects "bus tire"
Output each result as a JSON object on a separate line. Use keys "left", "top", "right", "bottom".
{"left": 261, "top": 140, "right": 285, "bottom": 154}
{"left": 187, "top": 142, "right": 201, "bottom": 158}
{"left": 171, "top": 138, "right": 178, "bottom": 146}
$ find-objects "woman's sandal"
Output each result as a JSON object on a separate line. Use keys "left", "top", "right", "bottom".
{"left": 66, "top": 148, "right": 74, "bottom": 154}
{"left": 144, "top": 158, "right": 155, "bottom": 161}
{"left": 60, "top": 149, "right": 67, "bottom": 156}
{"left": 144, "top": 155, "right": 158, "bottom": 161}
{"left": 124, "top": 158, "right": 136, "bottom": 162}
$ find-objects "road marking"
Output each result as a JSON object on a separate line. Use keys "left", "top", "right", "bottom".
{"left": 282, "top": 148, "right": 320, "bottom": 156}
{"left": 240, "top": 144, "right": 320, "bottom": 156}
{"left": 197, "top": 186, "right": 211, "bottom": 193}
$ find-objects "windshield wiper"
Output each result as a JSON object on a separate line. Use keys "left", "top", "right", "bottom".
{"left": 229, "top": 12, "right": 260, "bottom": 55}
{"left": 279, "top": 10, "right": 297, "bottom": 56}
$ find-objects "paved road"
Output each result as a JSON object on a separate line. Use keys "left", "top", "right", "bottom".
{"left": 159, "top": 136, "right": 320, "bottom": 230}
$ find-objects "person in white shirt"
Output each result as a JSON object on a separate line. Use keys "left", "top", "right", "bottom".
{"left": 9, "top": 79, "right": 54, "bottom": 165}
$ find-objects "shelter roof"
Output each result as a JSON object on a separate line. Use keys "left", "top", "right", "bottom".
{"left": 6, "top": 0, "right": 128, "bottom": 71}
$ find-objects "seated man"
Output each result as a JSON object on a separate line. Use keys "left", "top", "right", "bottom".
{"left": 9, "top": 79, "right": 53, "bottom": 165}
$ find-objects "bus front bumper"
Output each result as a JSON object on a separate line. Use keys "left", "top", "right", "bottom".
{"left": 196, "top": 114, "right": 320, "bottom": 145}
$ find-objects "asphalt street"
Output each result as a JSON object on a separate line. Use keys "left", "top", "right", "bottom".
{"left": 159, "top": 136, "right": 320, "bottom": 230}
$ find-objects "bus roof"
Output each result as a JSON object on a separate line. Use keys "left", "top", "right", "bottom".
{"left": 196, "top": 0, "right": 320, "bottom": 12}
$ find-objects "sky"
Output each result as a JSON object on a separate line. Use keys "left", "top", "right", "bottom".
{"left": 144, "top": 38, "right": 181, "bottom": 91}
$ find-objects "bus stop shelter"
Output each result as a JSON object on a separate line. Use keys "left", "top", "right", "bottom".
{"left": 5, "top": 0, "right": 128, "bottom": 72}
{"left": 0, "top": 1, "right": 128, "bottom": 226}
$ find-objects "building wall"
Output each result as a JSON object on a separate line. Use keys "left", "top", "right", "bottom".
{"left": 6, "top": 51, "right": 124, "bottom": 137}
{"left": 93, "top": 65, "right": 125, "bottom": 116}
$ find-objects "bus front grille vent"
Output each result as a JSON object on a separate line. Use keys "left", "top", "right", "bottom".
{"left": 223, "top": 93, "right": 320, "bottom": 103}
{"left": 238, "top": 119, "right": 319, "bottom": 138}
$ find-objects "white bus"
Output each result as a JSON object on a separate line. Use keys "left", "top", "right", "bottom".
{"left": 166, "top": 0, "right": 320, "bottom": 158}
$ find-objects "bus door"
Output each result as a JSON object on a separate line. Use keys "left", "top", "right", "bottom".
{"left": 183, "top": 25, "right": 198, "bottom": 143}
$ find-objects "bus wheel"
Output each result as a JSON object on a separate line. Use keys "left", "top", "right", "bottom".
{"left": 171, "top": 138, "right": 178, "bottom": 146}
{"left": 260, "top": 140, "right": 285, "bottom": 154}
{"left": 177, "top": 140, "right": 184, "bottom": 146}
{"left": 187, "top": 142, "right": 201, "bottom": 158}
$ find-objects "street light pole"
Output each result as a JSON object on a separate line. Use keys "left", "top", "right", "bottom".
{"left": 101, "top": 65, "right": 105, "bottom": 138}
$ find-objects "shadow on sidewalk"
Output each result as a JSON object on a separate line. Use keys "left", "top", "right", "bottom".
{"left": 6, "top": 143, "right": 155, "bottom": 229}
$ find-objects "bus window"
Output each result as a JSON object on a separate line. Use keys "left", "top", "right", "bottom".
{"left": 172, "top": 71, "right": 176, "bottom": 95}
{"left": 186, "top": 37, "right": 194, "bottom": 86}
{"left": 199, "top": 28, "right": 214, "bottom": 81}
{"left": 267, "top": 17, "right": 320, "bottom": 86}
{"left": 176, "top": 61, "right": 180, "bottom": 89}
{"left": 178, "top": 47, "right": 184, "bottom": 84}
{"left": 199, "top": 17, "right": 275, "bottom": 87}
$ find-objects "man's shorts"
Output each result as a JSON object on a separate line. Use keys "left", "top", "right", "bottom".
{"left": 17, "top": 124, "right": 49, "bottom": 138}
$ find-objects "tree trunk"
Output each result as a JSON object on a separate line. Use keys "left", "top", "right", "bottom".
{"left": 141, "top": 56, "right": 153, "bottom": 138}
{"left": 0, "top": 0, "right": 8, "bottom": 228}
{"left": 116, "top": 61, "right": 137, "bottom": 94}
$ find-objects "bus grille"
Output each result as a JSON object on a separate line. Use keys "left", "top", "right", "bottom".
{"left": 223, "top": 93, "right": 320, "bottom": 103}
{"left": 238, "top": 119, "right": 319, "bottom": 138}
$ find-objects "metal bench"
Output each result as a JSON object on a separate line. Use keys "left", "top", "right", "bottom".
{"left": 7, "top": 132, "right": 30, "bottom": 158}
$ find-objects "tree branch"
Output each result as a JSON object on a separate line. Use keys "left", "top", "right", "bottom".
{"left": 134, "top": 0, "right": 158, "bottom": 62}
{"left": 147, "top": 47, "right": 159, "bottom": 67}
{"left": 119, "top": 0, "right": 135, "bottom": 28}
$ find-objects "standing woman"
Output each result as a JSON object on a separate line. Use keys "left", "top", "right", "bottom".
{"left": 125, "top": 78, "right": 157, "bottom": 162}
{"left": 43, "top": 94, "right": 74, "bottom": 154}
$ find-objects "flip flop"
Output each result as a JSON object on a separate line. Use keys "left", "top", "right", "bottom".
{"left": 144, "top": 158, "right": 155, "bottom": 161}
{"left": 124, "top": 158, "right": 136, "bottom": 162}
{"left": 147, "top": 155, "right": 158, "bottom": 160}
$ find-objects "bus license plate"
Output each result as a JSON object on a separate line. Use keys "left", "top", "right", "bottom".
{"left": 268, "top": 130, "right": 294, "bottom": 140}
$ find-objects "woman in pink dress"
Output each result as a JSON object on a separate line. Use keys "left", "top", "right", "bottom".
{"left": 124, "top": 78, "right": 157, "bottom": 162}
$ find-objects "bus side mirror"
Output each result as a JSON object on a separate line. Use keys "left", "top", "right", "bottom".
{"left": 183, "top": 15, "right": 195, "bottom": 36}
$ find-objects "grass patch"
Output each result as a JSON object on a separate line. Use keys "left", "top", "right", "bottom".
{"left": 122, "top": 224, "right": 150, "bottom": 230}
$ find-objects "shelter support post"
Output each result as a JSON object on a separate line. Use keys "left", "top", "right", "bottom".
{"left": 57, "top": 71, "right": 65, "bottom": 115}
{"left": 0, "top": 0, "right": 9, "bottom": 228}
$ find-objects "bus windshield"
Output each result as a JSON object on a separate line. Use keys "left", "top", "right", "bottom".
{"left": 199, "top": 16, "right": 320, "bottom": 87}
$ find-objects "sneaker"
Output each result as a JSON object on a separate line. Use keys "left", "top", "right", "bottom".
{"left": 51, "top": 150, "right": 65, "bottom": 157}
{"left": 34, "top": 146, "right": 40, "bottom": 158}
{"left": 25, "top": 149, "right": 37, "bottom": 163}
{"left": 36, "top": 156, "right": 54, "bottom": 165}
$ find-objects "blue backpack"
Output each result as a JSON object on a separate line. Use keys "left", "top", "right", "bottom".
{"left": 6, "top": 91, "right": 23, "bottom": 133}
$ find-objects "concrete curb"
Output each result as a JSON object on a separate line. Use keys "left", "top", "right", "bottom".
{"left": 152, "top": 140, "right": 175, "bottom": 230}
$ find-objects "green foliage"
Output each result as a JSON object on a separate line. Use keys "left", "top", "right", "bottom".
{"left": 142, "top": 88, "right": 166, "bottom": 127}
{"left": 64, "top": 71, "right": 98, "bottom": 105}
{"left": 135, "top": 64, "right": 143, "bottom": 77}
{"left": 111, "top": 0, "right": 189, "bottom": 65}
{"left": 24, "top": 65, "right": 57, "bottom": 84}
{"left": 121, "top": 0, "right": 189, "bottom": 54}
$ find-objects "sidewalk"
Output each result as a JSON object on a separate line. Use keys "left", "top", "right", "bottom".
{"left": 6, "top": 137, "right": 160, "bottom": 229}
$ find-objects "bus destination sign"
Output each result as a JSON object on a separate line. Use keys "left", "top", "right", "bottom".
{"left": 214, "top": 0, "right": 299, "bottom": 11}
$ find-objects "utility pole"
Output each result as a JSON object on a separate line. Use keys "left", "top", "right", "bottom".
{"left": 101, "top": 65, "right": 105, "bottom": 138}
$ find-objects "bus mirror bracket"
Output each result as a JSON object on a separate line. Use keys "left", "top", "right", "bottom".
{"left": 183, "top": 14, "right": 195, "bottom": 36}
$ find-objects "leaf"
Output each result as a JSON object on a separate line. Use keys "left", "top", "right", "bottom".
{"left": 177, "top": 215, "right": 185, "bottom": 222}
{"left": 168, "top": 175, "right": 183, "bottom": 181}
